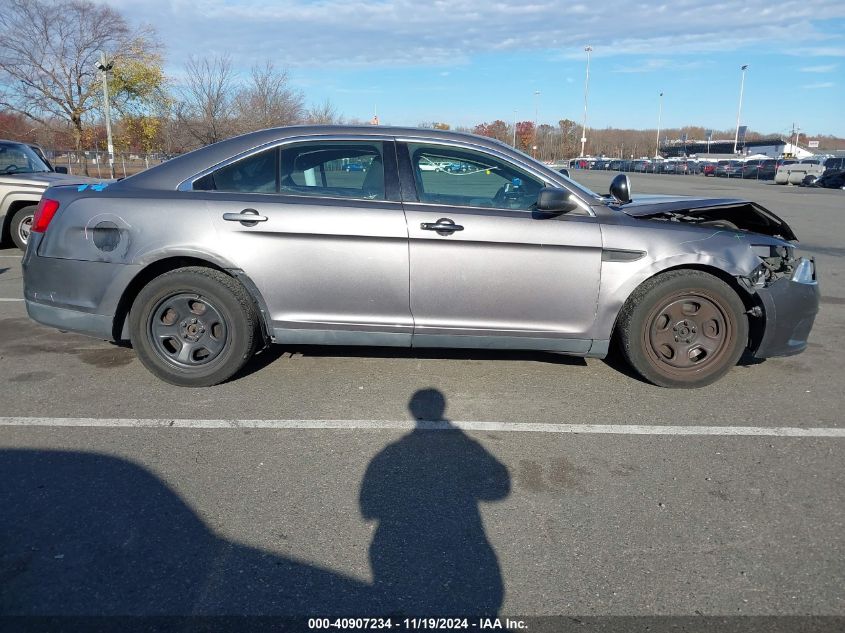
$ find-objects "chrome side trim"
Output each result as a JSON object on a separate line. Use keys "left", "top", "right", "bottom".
{"left": 273, "top": 327, "right": 411, "bottom": 347}
{"left": 601, "top": 248, "right": 647, "bottom": 262}
{"left": 177, "top": 133, "right": 595, "bottom": 217}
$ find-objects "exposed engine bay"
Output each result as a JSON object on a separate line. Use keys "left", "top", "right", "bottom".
{"left": 619, "top": 197, "right": 798, "bottom": 241}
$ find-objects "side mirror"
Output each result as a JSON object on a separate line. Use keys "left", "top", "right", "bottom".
{"left": 54, "top": 166, "right": 68, "bottom": 174}
{"left": 535, "top": 187, "right": 579, "bottom": 217}
{"left": 558, "top": 167, "right": 571, "bottom": 178}
{"left": 609, "top": 173, "right": 632, "bottom": 204}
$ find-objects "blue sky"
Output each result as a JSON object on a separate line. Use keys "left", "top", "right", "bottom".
{"left": 105, "top": 1, "right": 845, "bottom": 136}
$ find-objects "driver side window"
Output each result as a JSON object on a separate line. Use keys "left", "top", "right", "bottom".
{"left": 406, "top": 143, "right": 544, "bottom": 211}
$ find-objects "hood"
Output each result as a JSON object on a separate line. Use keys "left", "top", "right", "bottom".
{"left": 0, "top": 172, "right": 104, "bottom": 187}
{"left": 617, "top": 195, "right": 798, "bottom": 241}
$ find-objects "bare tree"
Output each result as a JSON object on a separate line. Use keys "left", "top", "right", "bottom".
{"left": 306, "top": 98, "right": 341, "bottom": 125}
{"left": 176, "top": 56, "right": 238, "bottom": 146}
{"left": 0, "top": 0, "right": 160, "bottom": 152}
{"left": 234, "top": 61, "right": 304, "bottom": 132}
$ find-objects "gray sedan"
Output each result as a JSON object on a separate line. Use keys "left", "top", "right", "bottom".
{"left": 23, "top": 126, "right": 819, "bottom": 388}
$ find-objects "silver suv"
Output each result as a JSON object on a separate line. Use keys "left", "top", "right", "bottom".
{"left": 0, "top": 140, "right": 95, "bottom": 250}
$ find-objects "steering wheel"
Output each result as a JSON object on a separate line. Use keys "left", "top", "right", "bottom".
{"left": 1, "top": 164, "right": 19, "bottom": 174}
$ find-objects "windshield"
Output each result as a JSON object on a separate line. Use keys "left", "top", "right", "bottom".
{"left": 0, "top": 142, "right": 52, "bottom": 174}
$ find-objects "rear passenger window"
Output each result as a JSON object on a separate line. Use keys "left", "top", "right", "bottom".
{"left": 280, "top": 142, "right": 385, "bottom": 200}
{"left": 192, "top": 141, "right": 386, "bottom": 201}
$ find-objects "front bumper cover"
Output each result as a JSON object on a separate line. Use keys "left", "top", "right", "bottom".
{"left": 753, "top": 273, "right": 820, "bottom": 358}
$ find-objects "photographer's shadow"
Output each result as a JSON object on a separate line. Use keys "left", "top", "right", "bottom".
{"left": 0, "top": 389, "right": 510, "bottom": 617}
{"left": 362, "top": 389, "right": 511, "bottom": 616}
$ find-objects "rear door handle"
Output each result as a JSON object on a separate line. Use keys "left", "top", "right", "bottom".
{"left": 223, "top": 209, "right": 268, "bottom": 224}
{"left": 420, "top": 218, "right": 464, "bottom": 235}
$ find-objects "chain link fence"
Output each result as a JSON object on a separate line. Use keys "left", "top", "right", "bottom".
{"left": 46, "top": 150, "right": 170, "bottom": 178}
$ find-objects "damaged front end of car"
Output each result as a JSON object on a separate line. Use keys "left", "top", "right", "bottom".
{"left": 620, "top": 196, "right": 819, "bottom": 358}
{"left": 620, "top": 197, "right": 798, "bottom": 241}
{"left": 740, "top": 243, "right": 819, "bottom": 358}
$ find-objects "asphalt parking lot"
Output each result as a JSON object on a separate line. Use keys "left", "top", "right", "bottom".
{"left": 1, "top": 173, "right": 843, "bottom": 629}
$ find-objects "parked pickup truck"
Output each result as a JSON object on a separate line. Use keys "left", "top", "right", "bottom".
{"left": 0, "top": 140, "right": 98, "bottom": 250}
{"left": 774, "top": 158, "right": 825, "bottom": 185}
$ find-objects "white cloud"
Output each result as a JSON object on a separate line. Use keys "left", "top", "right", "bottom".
{"left": 612, "top": 59, "right": 707, "bottom": 73}
{"left": 790, "top": 46, "right": 845, "bottom": 57}
{"left": 803, "top": 81, "right": 835, "bottom": 89}
{"left": 99, "top": 0, "right": 845, "bottom": 69}
{"left": 799, "top": 64, "right": 838, "bottom": 72}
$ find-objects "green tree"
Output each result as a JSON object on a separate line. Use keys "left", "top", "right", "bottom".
{"left": 0, "top": 0, "right": 163, "bottom": 156}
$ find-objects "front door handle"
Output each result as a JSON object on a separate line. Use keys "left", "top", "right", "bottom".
{"left": 420, "top": 218, "right": 464, "bottom": 235}
{"left": 223, "top": 209, "right": 268, "bottom": 225}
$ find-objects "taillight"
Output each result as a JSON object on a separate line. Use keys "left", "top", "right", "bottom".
{"left": 32, "top": 198, "right": 60, "bottom": 233}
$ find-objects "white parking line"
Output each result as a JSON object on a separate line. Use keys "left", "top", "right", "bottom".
{"left": 0, "top": 298, "right": 23, "bottom": 301}
{"left": 0, "top": 417, "right": 843, "bottom": 437}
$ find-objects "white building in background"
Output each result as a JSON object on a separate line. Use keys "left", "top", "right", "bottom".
{"left": 662, "top": 138, "right": 818, "bottom": 159}
{"left": 745, "top": 140, "right": 815, "bottom": 159}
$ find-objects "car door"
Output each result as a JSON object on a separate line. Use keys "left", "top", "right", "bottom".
{"left": 195, "top": 138, "right": 412, "bottom": 347}
{"left": 398, "top": 140, "right": 603, "bottom": 353}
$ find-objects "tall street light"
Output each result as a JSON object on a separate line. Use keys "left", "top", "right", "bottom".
{"left": 96, "top": 51, "right": 115, "bottom": 179}
{"left": 533, "top": 90, "right": 540, "bottom": 158}
{"left": 512, "top": 109, "right": 517, "bottom": 148}
{"left": 580, "top": 45, "right": 592, "bottom": 157}
{"left": 655, "top": 91, "right": 663, "bottom": 158}
{"left": 733, "top": 64, "right": 749, "bottom": 154}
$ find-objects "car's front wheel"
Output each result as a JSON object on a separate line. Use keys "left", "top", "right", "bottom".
{"left": 10, "top": 204, "right": 37, "bottom": 250}
{"left": 129, "top": 267, "right": 261, "bottom": 387}
{"left": 618, "top": 270, "right": 748, "bottom": 388}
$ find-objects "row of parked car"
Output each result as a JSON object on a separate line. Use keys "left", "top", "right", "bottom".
{"left": 561, "top": 156, "right": 845, "bottom": 189}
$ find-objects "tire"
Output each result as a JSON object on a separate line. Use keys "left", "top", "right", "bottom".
{"left": 129, "top": 267, "right": 261, "bottom": 387}
{"left": 618, "top": 270, "right": 748, "bottom": 388}
{"left": 10, "top": 204, "right": 37, "bottom": 251}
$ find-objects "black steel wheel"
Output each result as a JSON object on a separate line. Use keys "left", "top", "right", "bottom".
{"left": 129, "top": 267, "right": 260, "bottom": 387}
{"left": 149, "top": 293, "right": 228, "bottom": 367}
{"left": 10, "top": 204, "right": 36, "bottom": 250}
{"left": 618, "top": 270, "right": 748, "bottom": 388}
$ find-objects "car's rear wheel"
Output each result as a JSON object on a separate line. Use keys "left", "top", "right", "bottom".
{"left": 10, "top": 204, "right": 36, "bottom": 250}
{"left": 129, "top": 267, "right": 261, "bottom": 387}
{"left": 618, "top": 270, "right": 748, "bottom": 388}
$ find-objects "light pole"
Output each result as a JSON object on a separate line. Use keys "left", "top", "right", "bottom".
{"left": 580, "top": 45, "right": 592, "bottom": 157}
{"left": 512, "top": 109, "right": 517, "bottom": 148}
{"left": 733, "top": 64, "right": 748, "bottom": 154}
{"left": 96, "top": 51, "right": 115, "bottom": 179}
{"left": 533, "top": 90, "right": 540, "bottom": 158}
{"left": 655, "top": 91, "right": 663, "bottom": 158}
